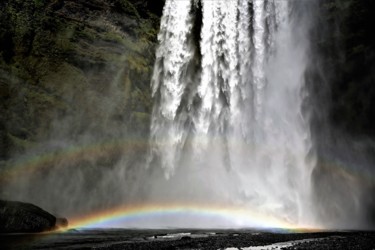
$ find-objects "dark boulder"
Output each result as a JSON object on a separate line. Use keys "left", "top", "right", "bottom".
{"left": 0, "top": 200, "right": 68, "bottom": 233}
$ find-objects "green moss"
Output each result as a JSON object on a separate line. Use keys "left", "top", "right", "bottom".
{"left": 7, "top": 133, "right": 35, "bottom": 151}
{"left": 66, "top": 26, "right": 129, "bottom": 63}
{"left": 123, "top": 72, "right": 132, "bottom": 106}
{"left": 76, "top": 27, "right": 97, "bottom": 42}
{"left": 130, "top": 86, "right": 152, "bottom": 114}
{"left": 0, "top": 0, "right": 161, "bottom": 160}
{"left": 101, "top": 31, "right": 126, "bottom": 45}
{"left": 26, "top": 89, "right": 68, "bottom": 112}
{"left": 55, "top": 26, "right": 76, "bottom": 51}
{"left": 114, "top": 0, "right": 140, "bottom": 19}
{"left": 132, "top": 112, "right": 150, "bottom": 121}
{"left": 123, "top": 38, "right": 144, "bottom": 53}
{"left": 73, "top": 43, "right": 122, "bottom": 63}
{"left": 138, "top": 21, "right": 158, "bottom": 42}
{"left": 126, "top": 55, "right": 149, "bottom": 74}
{"left": 130, "top": 112, "right": 151, "bottom": 133}
{"left": 33, "top": 0, "right": 43, "bottom": 8}
{"left": 40, "top": 63, "right": 88, "bottom": 100}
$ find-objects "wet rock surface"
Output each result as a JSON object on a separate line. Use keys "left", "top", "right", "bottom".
{"left": 0, "top": 229, "right": 374, "bottom": 249}
{"left": 0, "top": 0, "right": 162, "bottom": 215}
{"left": 0, "top": 200, "right": 67, "bottom": 233}
{"left": 0, "top": 0, "right": 162, "bottom": 165}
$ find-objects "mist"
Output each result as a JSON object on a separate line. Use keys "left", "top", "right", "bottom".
{"left": 1, "top": 0, "right": 375, "bottom": 230}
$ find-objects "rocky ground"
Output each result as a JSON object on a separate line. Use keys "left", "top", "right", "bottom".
{"left": 1, "top": 229, "right": 375, "bottom": 250}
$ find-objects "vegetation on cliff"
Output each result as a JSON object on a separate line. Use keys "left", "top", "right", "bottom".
{"left": 0, "top": 1, "right": 165, "bottom": 213}
{"left": 0, "top": 0, "right": 163, "bottom": 163}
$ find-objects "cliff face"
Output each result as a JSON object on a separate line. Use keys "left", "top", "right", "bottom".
{"left": 0, "top": 0, "right": 166, "bottom": 215}
{"left": 313, "top": 0, "right": 375, "bottom": 137}
{"left": 308, "top": 0, "right": 375, "bottom": 227}
{"left": 1, "top": 0, "right": 373, "bottom": 162}
{"left": 0, "top": 0, "right": 163, "bottom": 162}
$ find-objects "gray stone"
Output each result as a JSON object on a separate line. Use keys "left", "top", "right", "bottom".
{"left": 0, "top": 200, "right": 68, "bottom": 233}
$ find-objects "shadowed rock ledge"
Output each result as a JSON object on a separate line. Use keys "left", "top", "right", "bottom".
{"left": 0, "top": 200, "right": 68, "bottom": 233}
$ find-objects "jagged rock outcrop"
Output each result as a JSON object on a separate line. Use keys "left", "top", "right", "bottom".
{"left": 0, "top": 200, "right": 68, "bottom": 233}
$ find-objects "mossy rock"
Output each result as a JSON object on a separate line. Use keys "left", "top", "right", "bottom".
{"left": 113, "top": 0, "right": 140, "bottom": 19}
{"left": 130, "top": 111, "right": 151, "bottom": 133}
{"left": 0, "top": 0, "right": 162, "bottom": 162}
{"left": 7, "top": 133, "right": 35, "bottom": 154}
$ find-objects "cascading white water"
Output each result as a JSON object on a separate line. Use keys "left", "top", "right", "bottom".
{"left": 149, "top": 0, "right": 316, "bottom": 227}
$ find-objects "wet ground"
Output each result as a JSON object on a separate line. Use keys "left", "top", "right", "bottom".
{"left": 1, "top": 229, "right": 375, "bottom": 249}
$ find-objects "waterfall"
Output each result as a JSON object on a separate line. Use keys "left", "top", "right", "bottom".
{"left": 148, "top": 0, "right": 316, "bottom": 227}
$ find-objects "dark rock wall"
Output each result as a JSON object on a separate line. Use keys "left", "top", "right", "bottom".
{"left": 307, "top": 0, "right": 375, "bottom": 228}
{"left": 318, "top": 0, "right": 375, "bottom": 137}
{"left": 0, "top": 0, "right": 164, "bottom": 215}
{"left": 0, "top": 0, "right": 163, "bottom": 162}
{"left": 0, "top": 0, "right": 160, "bottom": 160}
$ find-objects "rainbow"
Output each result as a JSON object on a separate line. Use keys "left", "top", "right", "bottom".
{"left": 0, "top": 138, "right": 149, "bottom": 182}
{"left": 1, "top": 135, "right": 373, "bottom": 186}
{"left": 66, "top": 203, "right": 320, "bottom": 232}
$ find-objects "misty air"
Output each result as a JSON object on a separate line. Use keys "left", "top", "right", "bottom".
{"left": 1, "top": 0, "right": 375, "bottom": 249}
